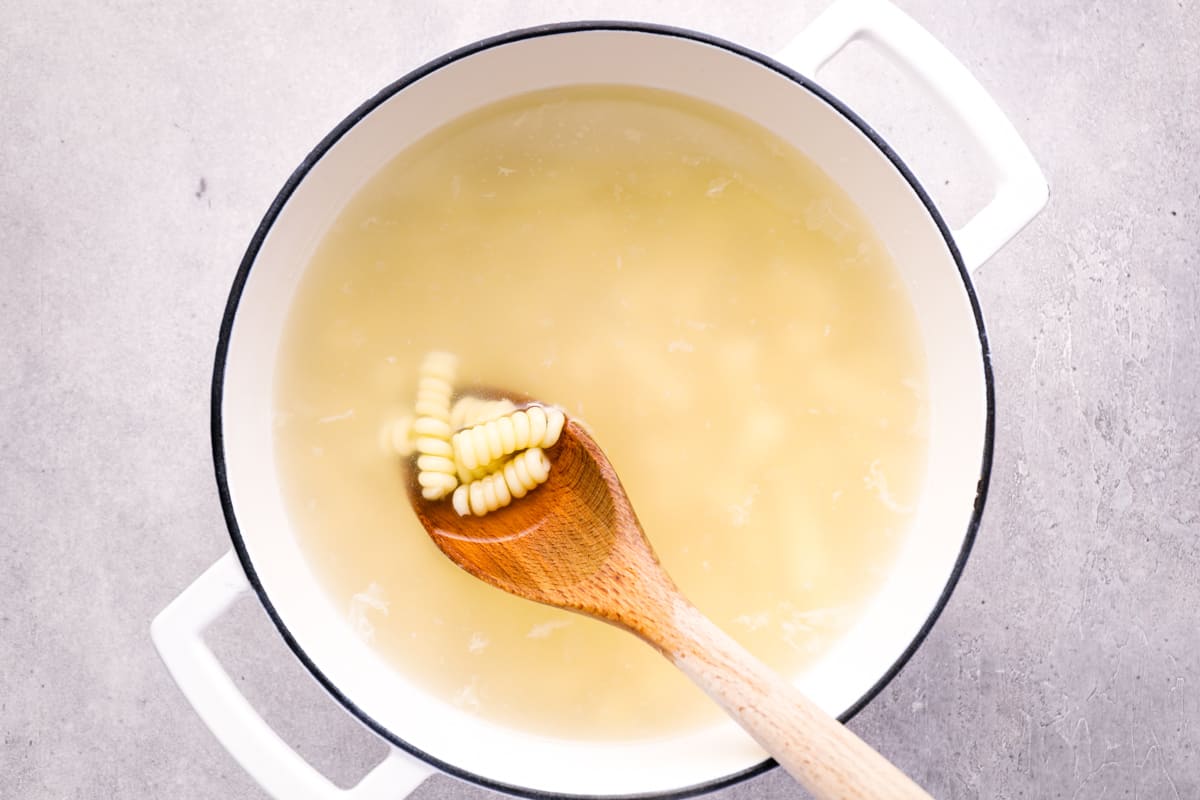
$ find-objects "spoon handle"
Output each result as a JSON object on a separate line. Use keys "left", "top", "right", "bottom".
{"left": 661, "top": 600, "right": 932, "bottom": 800}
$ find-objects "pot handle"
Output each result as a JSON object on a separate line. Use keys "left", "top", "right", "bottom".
{"left": 777, "top": 0, "right": 1048, "bottom": 271}
{"left": 151, "top": 551, "right": 435, "bottom": 799}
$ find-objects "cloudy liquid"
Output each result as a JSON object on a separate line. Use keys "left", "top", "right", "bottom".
{"left": 274, "top": 85, "right": 927, "bottom": 740}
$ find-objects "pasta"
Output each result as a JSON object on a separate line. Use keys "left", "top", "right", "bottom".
{"left": 451, "top": 448, "right": 552, "bottom": 517}
{"left": 395, "top": 351, "right": 563, "bottom": 514}
{"left": 385, "top": 415, "right": 415, "bottom": 456}
{"left": 447, "top": 396, "right": 516, "bottom": 482}
{"left": 452, "top": 406, "right": 566, "bottom": 471}
{"left": 450, "top": 396, "right": 517, "bottom": 430}
{"left": 414, "top": 352, "right": 459, "bottom": 500}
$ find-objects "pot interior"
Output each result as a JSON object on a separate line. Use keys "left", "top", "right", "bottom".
{"left": 216, "top": 26, "right": 987, "bottom": 798}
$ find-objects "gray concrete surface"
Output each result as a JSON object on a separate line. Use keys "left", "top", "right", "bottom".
{"left": 2, "top": 0, "right": 1197, "bottom": 797}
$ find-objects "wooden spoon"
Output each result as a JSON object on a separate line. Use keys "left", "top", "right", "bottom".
{"left": 409, "top": 417, "right": 931, "bottom": 800}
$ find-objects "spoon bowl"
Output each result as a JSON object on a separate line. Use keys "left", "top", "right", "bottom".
{"left": 411, "top": 419, "right": 687, "bottom": 646}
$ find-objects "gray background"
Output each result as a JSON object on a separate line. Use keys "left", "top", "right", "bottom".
{"left": 2, "top": 0, "right": 1197, "bottom": 797}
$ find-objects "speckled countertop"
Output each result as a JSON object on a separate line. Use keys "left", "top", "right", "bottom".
{"left": 2, "top": 1, "right": 1197, "bottom": 797}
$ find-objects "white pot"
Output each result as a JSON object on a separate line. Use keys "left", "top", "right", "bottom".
{"left": 152, "top": 1, "right": 1047, "bottom": 797}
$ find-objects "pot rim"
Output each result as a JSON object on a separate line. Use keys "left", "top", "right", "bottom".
{"left": 211, "top": 20, "right": 993, "bottom": 800}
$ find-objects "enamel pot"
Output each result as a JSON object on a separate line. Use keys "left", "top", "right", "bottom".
{"left": 152, "top": 0, "right": 1047, "bottom": 797}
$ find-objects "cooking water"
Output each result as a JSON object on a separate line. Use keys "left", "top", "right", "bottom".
{"left": 274, "top": 85, "right": 928, "bottom": 739}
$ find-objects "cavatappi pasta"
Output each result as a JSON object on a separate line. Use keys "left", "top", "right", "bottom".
{"left": 412, "top": 352, "right": 458, "bottom": 500}
{"left": 393, "top": 352, "right": 565, "bottom": 516}
{"left": 452, "top": 406, "right": 565, "bottom": 471}
{"left": 451, "top": 396, "right": 518, "bottom": 430}
{"left": 452, "top": 447, "right": 552, "bottom": 517}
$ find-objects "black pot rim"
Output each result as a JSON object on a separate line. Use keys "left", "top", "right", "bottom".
{"left": 211, "top": 20, "right": 993, "bottom": 800}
